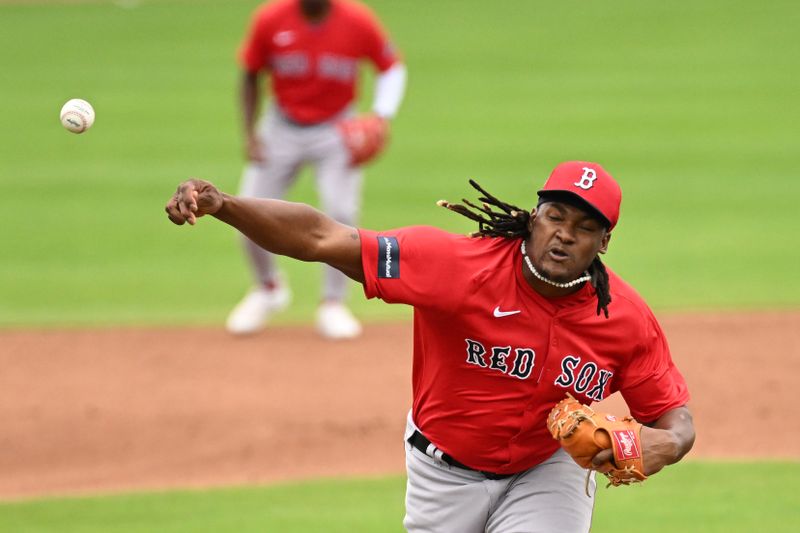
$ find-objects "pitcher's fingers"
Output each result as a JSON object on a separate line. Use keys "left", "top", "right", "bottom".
{"left": 177, "top": 182, "right": 199, "bottom": 209}
{"left": 166, "top": 211, "right": 186, "bottom": 225}
{"left": 594, "top": 461, "right": 614, "bottom": 475}
{"left": 592, "top": 449, "right": 614, "bottom": 470}
{"left": 165, "top": 200, "right": 186, "bottom": 225}
{"left": 177, "top": 195, "right": 194, "bottom": 220}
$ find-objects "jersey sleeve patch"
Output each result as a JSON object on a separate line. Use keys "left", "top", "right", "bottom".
{"left": 377, "top": 236, "right": 400, "bottom": 279}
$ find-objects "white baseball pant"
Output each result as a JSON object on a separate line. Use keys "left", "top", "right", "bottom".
{"left": 239, "top": 105, "right": 362, "bottom": 301}
{"left": 403, "top": 414, "right": 596, "bottom": 533}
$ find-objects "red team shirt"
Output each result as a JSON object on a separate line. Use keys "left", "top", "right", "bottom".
{"left": 239, "top": 0, "right": 399, "bottom": 124}
{"left": 360, "top": 226, "right": 690, "bottom": 475}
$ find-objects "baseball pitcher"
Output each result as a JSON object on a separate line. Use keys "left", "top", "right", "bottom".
{"left": 166, "top": 161, "right": 695, "bottom": 532}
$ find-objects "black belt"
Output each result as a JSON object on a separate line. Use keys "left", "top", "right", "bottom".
{"left": 275, "top": 109, "right": 321, "bottom": 128}
{"left": 284, "top": 117, "right": 321, "bottom": 128}
{"left": 407, "top": 430, "right": 515, "bottom": 480}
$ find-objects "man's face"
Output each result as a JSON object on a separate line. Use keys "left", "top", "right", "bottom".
{"left": 526, "top": 201, "right": 610, "bottom": 282}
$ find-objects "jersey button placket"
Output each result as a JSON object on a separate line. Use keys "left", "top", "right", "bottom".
{"left": 552, "top": 318, "right": 559, "bottom": 346}
{"left": 533, "top": 318, "right": 558, "bottom": 383}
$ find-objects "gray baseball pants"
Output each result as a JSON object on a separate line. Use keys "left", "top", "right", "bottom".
{"left": 403, "top": 414, "right": 596, "bottom": 533}
{"left": 239, "top": 106, "right": 362, "bottom": 301}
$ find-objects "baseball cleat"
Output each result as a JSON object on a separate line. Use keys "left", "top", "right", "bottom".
{"left": 315, "top": 302, "right": 362, "bottom": 340}
{"left": 226, "top": 283, "right": 291, "bottom": 335}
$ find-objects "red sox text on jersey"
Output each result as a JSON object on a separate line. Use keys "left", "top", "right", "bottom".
{"left": 464, "top": 339, "right": 613, "bottom": 401}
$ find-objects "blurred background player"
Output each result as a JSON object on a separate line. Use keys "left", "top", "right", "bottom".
{"left": 228, "top": 0, "right": 407, "bottom": 338}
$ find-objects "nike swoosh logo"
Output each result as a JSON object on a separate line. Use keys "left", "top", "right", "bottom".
{"left": 493, "top": 306, "right": 521, "bottom": 318}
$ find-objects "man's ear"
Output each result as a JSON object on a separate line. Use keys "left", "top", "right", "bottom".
{"left": 527, "top": 208, "right": 537, "bottom": 233}
{"left": 599, "top": 232, "right": 611, "bottom": 254}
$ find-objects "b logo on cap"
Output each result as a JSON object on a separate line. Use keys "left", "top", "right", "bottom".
{"left": 574, "top": 167, "right": 597, "bottom": 190}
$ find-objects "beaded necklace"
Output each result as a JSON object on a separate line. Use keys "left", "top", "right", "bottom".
{"left": 520, "top": 240, "right": 591, "bottom": 289}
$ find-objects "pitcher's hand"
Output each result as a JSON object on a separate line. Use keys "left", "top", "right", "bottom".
{"left": 165, "top": 178, "right": 224, "bottom": 225}
{"left": 591, "top": 425, "right": 678, "bottom": 476}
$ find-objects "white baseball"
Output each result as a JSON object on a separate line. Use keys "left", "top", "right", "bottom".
{"left": 60, "top": 98, "right": 95, "bottom": 134}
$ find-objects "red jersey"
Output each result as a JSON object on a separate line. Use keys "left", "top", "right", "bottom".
{"left": 359, "top": 226, "right": 690, "bottom": 475}
{"left": 239, "top": 0, "right": 399, "bottom": 124}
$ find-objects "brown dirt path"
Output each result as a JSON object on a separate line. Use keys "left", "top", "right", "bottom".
{"left": 1, "top": 311, "right": 798, "bottom": 500}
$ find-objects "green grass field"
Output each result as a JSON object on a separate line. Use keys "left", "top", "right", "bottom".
{"left": 1, "top": 0, "right": 798, "bottom": 531}
{"left": 1, "top": 0, "right": 798, "bottom": 326}
{"left": 2, "top": 463, "right": 799, "bottom": 533}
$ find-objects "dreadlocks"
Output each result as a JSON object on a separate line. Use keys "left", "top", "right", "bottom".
{"left": 437, "top": 179, "right": 612, "bottom": 318}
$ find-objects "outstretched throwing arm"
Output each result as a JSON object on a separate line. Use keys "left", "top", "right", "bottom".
{"left": 165, "top": 178, "right": 365, "bottom": 282}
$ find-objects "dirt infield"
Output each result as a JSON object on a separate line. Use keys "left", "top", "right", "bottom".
{"left": 1, "top": 311, "right": 798, "bottom": 500}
